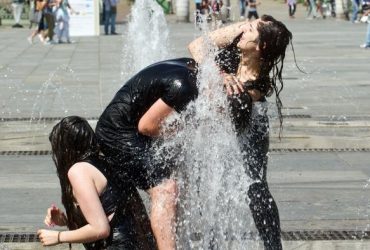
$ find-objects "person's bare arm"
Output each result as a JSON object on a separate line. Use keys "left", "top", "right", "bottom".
{"left": 188, "top": 21, "right": 247, "bottom": 63}
{"left": 37, "top": 163, "right": 110, "bottom": 246}
{"left": 138, "top": 99, "right": 175, "bottom": 137}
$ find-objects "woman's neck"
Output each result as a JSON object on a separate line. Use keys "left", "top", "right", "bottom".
{"left": 237, "top": 55, "right": 261, "bottom": 82}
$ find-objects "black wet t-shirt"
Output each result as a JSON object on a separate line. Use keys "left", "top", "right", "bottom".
{"left": 96, "top": 58, "right": 198, "bottom": 149}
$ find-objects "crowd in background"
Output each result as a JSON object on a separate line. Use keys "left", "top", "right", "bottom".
{"left": 6, "top": 0, "right": 119, "bottom": 45}
{"left": 194, "top": 0, "right": 370, "bottom": 47}
{"left": 21, "top": 0, "right": 75, "bottom": 44}
{"left": 2, "top": 0, "right": 370, "bottom": 48}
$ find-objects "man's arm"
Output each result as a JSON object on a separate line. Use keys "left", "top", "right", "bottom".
{"left": 138, "top": 99, "right": 174, "bottom": 137}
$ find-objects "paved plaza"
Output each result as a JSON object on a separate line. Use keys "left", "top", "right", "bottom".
{"left": 0, "top": 0, "right": 370, "bottom": 249}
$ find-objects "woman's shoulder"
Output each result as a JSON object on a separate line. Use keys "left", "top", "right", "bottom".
{"left": 68, "top": 161, "right": 95, "bottom": 177}
{"left": 68, "top": 161, "right": 108, "bottom": 193}
{"left": 67, "top": 161, "right": 99, "bottom": 179}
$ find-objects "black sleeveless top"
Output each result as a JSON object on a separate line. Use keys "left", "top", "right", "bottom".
{"left": 80, "top": 157, "right": 156, "bottom": 250}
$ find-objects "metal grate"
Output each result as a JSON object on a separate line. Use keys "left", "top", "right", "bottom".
{"left": 0, "top": 233, "right": 39, "bottom": 243}
{"left": 0, "top": 151, "right": 51, "bottom": 156}
{"left": 283, "top": 114, "right": 311, "bottom": 119}
{"left": 1, "top": 148, "right": 370, "bottom": 156}
{"left": 0, "top": 231, "right": 369, "bottom": 243}
{"left": 271, "top": 148, "right": 370, "bottom": 153}
{"left": 282, "top": 230, "right": 370, "bottom": 241}
{"left": 0, "top": 117, "right": 98, "bottom": 122}
{"left": 189, "top": 230, "right": 370, "bottom": 242}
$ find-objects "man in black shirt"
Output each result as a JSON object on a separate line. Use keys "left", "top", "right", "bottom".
{"left": 96, "top": 58, "right": 198, "bottom": 250}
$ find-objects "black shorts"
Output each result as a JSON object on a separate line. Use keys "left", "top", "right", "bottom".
{"left": 98, "top": 134, "right": 177, "bottom": 191}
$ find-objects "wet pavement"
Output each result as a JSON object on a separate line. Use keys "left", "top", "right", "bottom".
{"left": 0, "top": 0, "right": 370, "bottom": 249}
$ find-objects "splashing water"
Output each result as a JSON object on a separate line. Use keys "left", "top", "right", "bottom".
{"left": 154, "top": 30, "right": 261, "bottom": 248}
{"left": 27, "top": 65, "right": 88, "bottom": 145}
{"left": 0, "top": 65, "right": 88, "bottom": 149}
{"left": 121, "top": 0, "right": 171, "bottom": 81}
{"left": 358, "top": 178, "right": 370, "bottom": 236}
{"left": 0, "top": 67, "right": 28, "bottom": 120}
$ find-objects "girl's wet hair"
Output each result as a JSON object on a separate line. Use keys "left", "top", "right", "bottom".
{"left": 49, "top": 116, "right": 99, "bottom": 231}
{"left": 257, "top": 15, "right": 292, "bottom": 137}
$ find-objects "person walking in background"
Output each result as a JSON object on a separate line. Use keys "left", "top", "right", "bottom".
{"left": 240, "top": 0, "right": 247, "bottom": 19}
{"left": 351, "top": 0, "right": 360, "bottom": 23}
{"left": 195, "top": 0, "right": 202, "bottom": 25}
{"left": 11, "top": 0, "right": 25, "bottom": 28}
{"left": 167, "top": 0, "right": 174, "bottom": 14}
{"left": 329, "top": 0, "right": 336, "bottom": 17}
{"left": 210, "top": 0, "right": 223, "bottom": 28}
{"left": 315, "top": 0, "right": 325, "bottom": 18}
{"left": 27, "top": 0, "right": 45, "bottom": 44}
{"left": 103, "top": 0, "right": 119, "bottom": 35}
{"left": 43, "top": 0, "right": 56, "bottom": 44}
{"left": 306, "top": 0, "right": 317, "bottom": 19}
{"left": 288, "top": 0, "right": 297, "bottom": 18}
{"left": 55, "top": 0, "right": 76, "bottom": 43}
{"left": 360, "top": 9, "right": 370, "bottom": 48}
{"left": 246, "top": 0, "right": 260, "bottom": 20}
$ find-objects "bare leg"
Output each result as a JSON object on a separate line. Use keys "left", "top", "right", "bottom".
{"left": 147, "top": 179, "right": 178, "bottom": 250}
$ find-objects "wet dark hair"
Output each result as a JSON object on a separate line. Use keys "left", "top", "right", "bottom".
{"left": 49, "top": 116, "right": 99, "bottom": 231}
{"left": 257, "top": 15, "right": 292, "bottom": 135}
{"left": 216, "top": 15, "right": 292, "bottom": 136}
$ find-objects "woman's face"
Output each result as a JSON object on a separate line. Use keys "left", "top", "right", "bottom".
{"left": 237, "top": 19, "right": 261, "bottom": 52}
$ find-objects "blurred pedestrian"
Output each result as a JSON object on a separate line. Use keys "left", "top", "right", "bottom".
{"left": 195, "top": 0, "right": 202, "bottom": 25}
{"left": 11, "top": 0, "right": 25, "bottom": 28}
{"left": 360, "top": 9, "right": 370, "bottom": 48}
{"left": 55, "top": 0, "right": 76, "bottom": 43}
{"left": 306, "top": 0, "right": 317, "bottom": 19}
{"left": 167, "top": 0, "right": 173, "bottom": 14}
{"left": 329, "top": 0, "right": 336, "bottom": 17}
{"left": 210, "top": 0, "right": 223, "bottom": 28}
{"left": 247, "top": 0, "right": 260, "bottom": 20}
{"left": 351, "top": 0, "right": 360, "bottom": 23}
{"left": 27, "top": 0, "right": 45, "bottom": 44}
{"left": 43, "top": 0, "right": 57, "bottom": 44}
{"left": 103, "top": 0, "right": 119, "bottom": 35}
{"left": 315, "top": 0, "right": 325, "bottom": 18}
{"left": 28, "top": 0, "right": 37, "bottom": 28}
{"left": 240, "top": 0, "right": 247, "bottom": 19}
{"left": 288, "top": 0, "right": 297, "bottom": 18}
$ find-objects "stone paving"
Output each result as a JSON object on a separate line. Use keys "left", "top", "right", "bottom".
{"left": 0, "top": 0, "right": 370, "bottom": 249}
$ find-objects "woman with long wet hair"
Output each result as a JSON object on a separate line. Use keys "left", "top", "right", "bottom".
{"left": 189, "top": 15, "right": 292, "bottom": 250}
{"left": 37, "top": 116, "right": 156, "bottom": 250}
